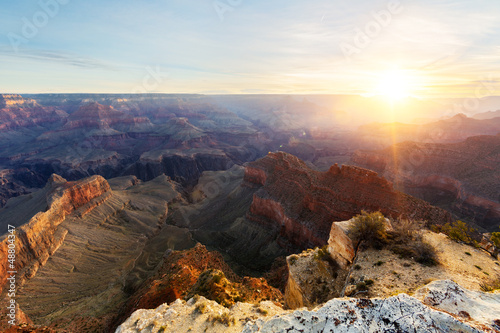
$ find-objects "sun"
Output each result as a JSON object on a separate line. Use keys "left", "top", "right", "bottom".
{"left": 376, "top": 69, "right": 412, "bottom": 101}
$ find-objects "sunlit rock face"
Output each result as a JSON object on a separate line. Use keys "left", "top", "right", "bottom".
{"left": 0, "top": 174, "right": 110, "bottom": 294}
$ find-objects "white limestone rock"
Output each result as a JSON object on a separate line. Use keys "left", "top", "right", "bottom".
{"left": 116, "top": 280, "right": 500, "bottom": 333}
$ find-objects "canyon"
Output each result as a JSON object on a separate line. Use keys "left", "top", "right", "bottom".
{"left": 352, "top": 134, "right": 500, "bottom": 231}
{"left": 0, "top": 93, "right": 499, "bottom": 332}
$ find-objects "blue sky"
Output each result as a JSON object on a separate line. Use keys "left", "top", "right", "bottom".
{"left": 1, "top": 0, "right": 499, "bottom": 97}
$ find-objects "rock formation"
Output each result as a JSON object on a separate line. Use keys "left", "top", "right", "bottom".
{"left": 244, "top": 152, "right": 451, "bottom": 252}
{"left": 0, "top": 173, "right": 191, "bottom": 332}
{"left": 0, "top": 174, "right": 110, "bottom": 294}
{"left": 116, "top": 280, "right": 500, "bottom": 333}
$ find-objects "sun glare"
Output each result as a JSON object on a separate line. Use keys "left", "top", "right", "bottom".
{"left": 376, "top": 70, "right": 413, "bottom": 101}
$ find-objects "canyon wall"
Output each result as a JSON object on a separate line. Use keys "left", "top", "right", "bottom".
{"left": 0, "top": 174, "right": 110, "bottom": 293}
{"left": 243, "top": 152, "right": 451, "bottom": 252}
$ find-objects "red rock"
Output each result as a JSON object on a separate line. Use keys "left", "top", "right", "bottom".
{"left": 0, "top": 175, "right": 111, "bottom": 294}
{"left": 244, "top": 152, "right": 451, "bottom": 252}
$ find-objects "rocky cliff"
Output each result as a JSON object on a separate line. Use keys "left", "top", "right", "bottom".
{"left": 0, "top": 95, "right": 66, "bottom": 131}
{"left": 244, "top": 152, "right": 451, "bottom": 252}
{"left": 352, "top": 134, "right": 500, "bottom": 230}
{"left": 0, "top": 174, "right": 110, "bottom": 293}
{"left": 116, "top": 280, "right": 500, "bottom": 333}
{"left": 114, "top": 243, "right": 283, "bottom": 330}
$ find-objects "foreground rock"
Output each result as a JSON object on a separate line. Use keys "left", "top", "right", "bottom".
{"left": 116, "top": 280, "right": 500, "bottom": 333}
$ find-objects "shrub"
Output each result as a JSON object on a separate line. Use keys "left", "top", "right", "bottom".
{"left": 374, "top": 260, "right": 384, "bottom": 266}
{"left": 390, "top": 218, "right": 422, "bottom": 244}
{"left": 208, "top": 312, "right": 236, "bottom": 326}
{"left": 195, "top": 302, "right": 208, "bottom": 314}
{"left": 442, "top": 220, "right": 475, "bottom": 244}
{"left": 480, "top": 279, "right": 500, "bottom": 292}
{"left": 349, "top": 211, "right": 388, "bottom": 249}
{"left": 314, "top": 245, "right": 329, "bottom": 261}
{"left": 491, "top": 232, "right": 500, "bottom": 248}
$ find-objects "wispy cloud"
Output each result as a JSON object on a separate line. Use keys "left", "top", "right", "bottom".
{"left": 0, "top": 47, "right": 113, "bottom": 70}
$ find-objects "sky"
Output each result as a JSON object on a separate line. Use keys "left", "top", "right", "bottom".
{"left": 1, "top": 0, "right": 499, "bottom": 98}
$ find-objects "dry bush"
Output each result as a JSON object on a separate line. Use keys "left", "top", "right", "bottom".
{"left": 349, "top": 211, "right": 388, "bottom": 249}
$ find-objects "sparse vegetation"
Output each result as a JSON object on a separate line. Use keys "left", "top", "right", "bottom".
{"left": 349, "top": 211, "right": 388, "bottom": 249}
{"left": 208, "top": 312, "right": 236, "bottom": 326}
{"left": 314, "top": 245, "right": 329, "bottom": 261}
{"left": 442, "top": 220, "right": 476, "bottom": 244}
{"left": 374, "top": 260, "right": 384, "bottom": 266}
{"left": 388, "top": 217, "right": 439, "bottom": 266}
{"left": 480, "top": 279, "right": 500, "bottom": 292}
{"left": 195, "top": 301, "right": 208, "bottom": 314}
{"left": 354, "top": 264, "right": 362, "bottom": 270}
{"left": 474, "top": 265, "right": 482, "bottom": 270}
{"left": 491, "top": 231, "right": 500, "bottom": 248}
{"left": 465, "top": 252, "right": 471, "bottom": 256}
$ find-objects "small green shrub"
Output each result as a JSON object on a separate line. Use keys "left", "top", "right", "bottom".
{"left": 491, "top": 232, "right": 500, "bottom": 248}
{"left": 465, "top": 252, "right": 471, "bottom": 256}
{"left": 349, "top": 211, "right": 388, "bottom": 249}
{"left": 374, "top": 260, "right": 384, "bottom": 266}
{"left": 442, "top": 220, "right": 475, "bottom": 244}
{"left": 480, "top": 279, "right": 500, "bottom": 292}
{"left": 314, "top": 245, "right": 329, "bottom": 261}
{"left": 208, "top": 312, "right": 236, "bottom": 326}
{"left": 474, "top": 265, "right": 482, "bottom": 270}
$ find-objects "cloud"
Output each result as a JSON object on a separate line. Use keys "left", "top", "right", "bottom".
{"left": 0, "top": 47, "right": 113, "bottom": 70}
